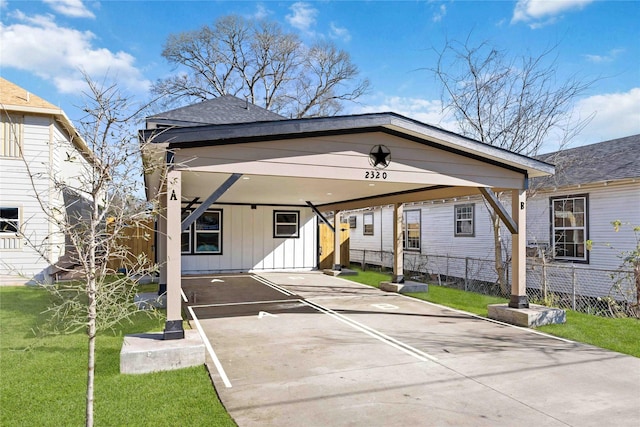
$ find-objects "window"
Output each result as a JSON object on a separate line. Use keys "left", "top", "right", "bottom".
{"left": 403, "top": 210, "right": 421, "bottom": 251}
{"left": 454, "top": 204, "right": 475, "bottom": 237}
{"left": 363, "top": 212, "right": 374, "bottom": 235}
{"left": 181, "top": 211, "right": 191, "bottom": 254}
{"left": 274, "top": 211, "right": 299, "bottom": 238}
{"left": 551, "top": 195, "right": 588, "bottom": 262}
{"left": 195, "top": 211, "right": 222, "bottom": 253}
{"left": 0, "top": 207, "right": 19, "bottom": 234}
{"left": 1, "top": 113, "right": 23, "bottom": 158}
{"left": 349, "top": 216, "right": 357, "bottom": 229}
{"left": 180, "top": 209, "right": 223, "bottom": 254}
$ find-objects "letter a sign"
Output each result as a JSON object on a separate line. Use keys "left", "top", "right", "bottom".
{"left": 170, "top": 190, "right": 177, "bottom": 201}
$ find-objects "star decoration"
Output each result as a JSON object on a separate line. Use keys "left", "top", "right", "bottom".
{"left": 369, "top": 145, "right": 391, "bottom": 168}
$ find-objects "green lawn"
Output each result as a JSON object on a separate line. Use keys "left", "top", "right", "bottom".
{"left": 0, "top": 286, "right": 236, "bottom": 427}
{"left": 346, "top": 267, "right": 640, "bottom": 358}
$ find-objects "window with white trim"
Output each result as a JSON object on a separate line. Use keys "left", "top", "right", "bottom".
{"left": 274, "top": 211, "right": 299, "bottom": 238}
{"left": 363, "top": 212, "right": 374, "bottom": 235}
{"left": 195, "top": 211, "right": 222, "bottom": 253}
{"left": 551, "top": 195, "right": 588, "bottom": 262}
{"left": 0, "top": 207, "right": 19, "bottom": 234}
{"left": 403, "top": 209, "right": 421, "bottom": 251}
{"left": 181, "top": 210, "right": 191, "bottom": 254}
{"left": 454, "top": 204, "right": 475, "bottom": 237}
{"left": 1, "top": 113, "right": 23, "bottom": 158}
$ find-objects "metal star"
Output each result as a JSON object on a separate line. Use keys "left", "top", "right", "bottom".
{"left": 370, "top": 145, "right": 390, "bottom": 168}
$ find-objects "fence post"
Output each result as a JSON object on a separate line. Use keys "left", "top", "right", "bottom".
{"left": 542, "top": 261, "right": 547, "bottom": 302}
{"left": 464, "top": 257, "right": 469, "bottom": 291}
{"left": 572, "top": 265, "right": 577, "bottom": 310}
{"left": 361, "top": 250, "right": 366, "bottom": 270}
{"left": 446, "top": 254, "right": 450, "bottom": 279}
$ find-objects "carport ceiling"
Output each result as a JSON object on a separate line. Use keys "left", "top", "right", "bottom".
{"left": 181, "top": 171, "right": 433, "bottom": 207}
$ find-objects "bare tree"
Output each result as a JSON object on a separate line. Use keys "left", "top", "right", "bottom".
{"left": 12, "top": 74, "right": 161, "bottom": 427}
{"left": 153, "top": 15, "right": 370, "bottom": 118}
{"left": 430, "top": 37, "right": 593, "bottom": 294}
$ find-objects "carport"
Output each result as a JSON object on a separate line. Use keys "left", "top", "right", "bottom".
{"left": 140, "top": 96, "right": 555, "bottom": 339}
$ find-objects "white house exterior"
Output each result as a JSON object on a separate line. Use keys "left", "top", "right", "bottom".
{"left": 348, "top": 135, "right": 640, "bottom": 299}
{"left": 0, "top": 78, "right": 92, "bottom": 285}
{"left": 141, "top": 95, "right": 553, "bottom": 339}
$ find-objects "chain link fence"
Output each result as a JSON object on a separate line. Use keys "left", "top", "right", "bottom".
{"left": 350, "top": 249, "right": 638, "bottom": 318}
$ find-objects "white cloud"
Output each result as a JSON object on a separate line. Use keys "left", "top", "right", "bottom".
{"left": 573, "top": 88, "right": 640, "bottom": 144}
{"left": 0, "top": 12, "right": 150, "bottom": 95}
{"left": 43, "top": 0, "right": 95, "bottom": 19}
{"left": 584, "top": 48, "right": 624, "bottom": 64}
{"left": 432, "top": 4, "right": 447, "bottom": 23}
{"left": 251, "top": 3, "right": 271, "bottom": 21}
{"left": 329, "top": 22, "right": 350, "bottom": 42}
{"left": 512, "top": 0, "right": 594, "bottom": 28}
{"left": 352, "top": 95, "right": 456, "bottom": 130}
{"left": 286, "top": 2, "right": 318, "bottom": 33}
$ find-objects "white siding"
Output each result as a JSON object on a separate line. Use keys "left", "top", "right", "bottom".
{"left": 0, "top": 114, "right": 92, "bottom": 285}
{"left": 181, "top": 205, "right": 317, "bottom": 274}
{"left": 1, "top": 115, "right": 53, "bottom": 284}
{"left": 348, "top": 181, "right": 639, "bottom": 298}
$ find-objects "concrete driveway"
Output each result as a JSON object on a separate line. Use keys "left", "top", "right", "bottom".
{"left": 183, "top": 272, "right": 640, "bottom": 427}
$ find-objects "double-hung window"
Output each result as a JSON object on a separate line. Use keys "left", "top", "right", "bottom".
{"left": 181, "top": 211, "right": 191, "bottom": 254}
{"left": 274, "top": 211, "right": 299, "bottom": 238}
{"left": 454, "top": 204, "right": 475, "bottom": 237}
{"left": 551, "top": 195, "right": 588, "bottom": 262}
{"left": 181, "top": 209, "right": 222, "bottom": 254}
{"left": 363, "top": 212, "right": 374, "bottom": 235}
{"left": 195, "top": 211, "right": 222, "bottom": 253}
{"left": 403, "top": 210, "right": 421, "bottom": 251}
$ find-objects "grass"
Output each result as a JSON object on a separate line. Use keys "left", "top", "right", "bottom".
{"left": 0, "top": 285, "right": 236, "bottom": 427}
{"left": 345, "top": 266, "right": 640, "bottom": 358}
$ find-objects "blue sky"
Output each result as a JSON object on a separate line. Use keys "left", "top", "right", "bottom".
{"left": 1, "top": 0, "right": 639, "bottom": 151}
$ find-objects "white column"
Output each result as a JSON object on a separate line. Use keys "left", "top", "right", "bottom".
{"left": 164, "top": 169, "right": 184, "bottom": 339}
{"left": 510, "top": 188, "right": 529, "bottom": 308}
{"left": 333, "top": 210, "right": 341, "bottom": 271}
{"left": 393, "top": 203, "right": 404, "bottom": 283}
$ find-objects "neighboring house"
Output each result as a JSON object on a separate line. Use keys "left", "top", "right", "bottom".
{"left": 0, "top": 78, "right": 92, "bottom": 285}
{"left": 348, "top": 134, "right": 640, "bottom": 298}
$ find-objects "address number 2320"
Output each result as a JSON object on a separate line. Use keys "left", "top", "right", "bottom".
{"left": 365, "top": 170, "right": 388, "bottom": 179}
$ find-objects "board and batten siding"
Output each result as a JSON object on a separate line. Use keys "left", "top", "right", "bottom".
{"left": 181, "top": 205, "right": 317, "bottom": 274}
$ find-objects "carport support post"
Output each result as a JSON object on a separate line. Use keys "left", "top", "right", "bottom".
{"left": 157, "top": 193, "right": 167, "bottom": 295}
{"left": 164, "top": 169, "right": 185, "bottom": 339}
{"left": 333, "top": 210, "right": 342, "bottom": 271}
{"left": 510, "top": 188, "right": 529, "bottom": 308}
{"left": 392, "top": 203, "right": 404, "bottom": 283}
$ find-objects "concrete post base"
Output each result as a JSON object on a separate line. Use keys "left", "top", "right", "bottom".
{"left": 380, "top": 281, "right": 428, "bottom": 293}
{"left": 120, "top": 329, "right": 204, "bottom": 374}
{"left": 323, "top": 268, "right": 357, "bottom": 277}
{"left": 488, "top": 303, "right": 566, "bottom": 328}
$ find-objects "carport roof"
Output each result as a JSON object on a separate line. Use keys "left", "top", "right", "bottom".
{"left": 141, "top": 111, "right": 555, "bottom": 178}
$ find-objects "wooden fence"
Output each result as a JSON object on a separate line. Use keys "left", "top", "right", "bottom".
{"left": 107, "top": 220, "right": 155, "bottom": 272}
{"left": 319, "top": 223, "right": 350, "bottom": 270}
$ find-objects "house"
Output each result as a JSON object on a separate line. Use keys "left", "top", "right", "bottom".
{"left": 348, "top": 134, "right": 640, "bottom": 300}
{"left": 0, "top": 78, "right": 92, "bottom": 285}
{"left": 140, "top": 95, "right": 554, "bottom": 339}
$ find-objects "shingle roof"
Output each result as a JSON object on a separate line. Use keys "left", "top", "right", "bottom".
{"left": 535, "top": 134, "right": 640, "bottom": 188}
{"left": 0, "top": 77, "right": 60, "bottom": 110}
{"left": 147, "top": 95, "right": 286, "bottom": 127}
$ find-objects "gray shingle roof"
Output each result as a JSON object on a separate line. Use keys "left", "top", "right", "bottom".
{"left": 147, "top": 95, "right": 285, "bottom": 127}
{"left": 534, "top": 134, "right": 640, "bottom": 189}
